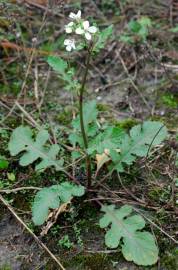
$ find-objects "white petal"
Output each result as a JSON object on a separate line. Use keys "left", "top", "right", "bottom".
{"left": 64, "top": 39, "right": 70, "bottom": 45}
{"left": 76, "top": 10, "right": 81, "bottom": 19}
{"left": 69, "top": 12, "right": 76, "bottom": 19}
{"left": 65, "top": 27, "right": 72, "bottom": 33}
{"left": 75, "top": 27, "right": 84, "bottom": 35}
{"left": 83, "top": 20, "right": 90, "bottom": 30}
{"left": 68, "top": 22, "right": 74, "bottom": 26}
{"left": 85, "top": 32, "right": 91, "bottom": 40}
{"left": 88, "top": 26, "right": 97, "bottom": 33}
{"left": 66, "top": 45, "right": 72, "bottom": 51}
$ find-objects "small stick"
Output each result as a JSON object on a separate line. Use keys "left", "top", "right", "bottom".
{"left": 0, "top": 194, "right": 66, "bottom": 270}
{"left": 0, "top": 186, "right": 41, "bottom": 194}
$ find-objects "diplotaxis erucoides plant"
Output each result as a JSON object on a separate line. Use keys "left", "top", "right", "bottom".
{"left": 8, "top": 10, "right": 169, "bottom": 266}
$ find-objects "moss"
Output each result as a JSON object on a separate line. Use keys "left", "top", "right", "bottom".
{"left": 161, "top": 93, "right": 178, "bottom": 108}
{"left": 114, "top": 118, "right": 139, "bottom": 130}
{"left": 63, "top": 253, "right": 110, "bottom": 270}
{"left": 55, "top": 105, "right": 74, "bottom": 125}
{"left": 148, "top": 186, "right": 163, "bottom": 202}
{"left": 97, "top": 103, "right": 110, "bottom": 112}
{"left": 162, "top": 248, "right": 178, "bottom": 270}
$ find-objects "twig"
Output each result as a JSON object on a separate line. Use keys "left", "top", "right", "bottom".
{"left": 15, "top": 101, "right": 41, "bottom": 131}
{"left": 145, "top": 125, "right": 165, "bottom": 161}
{"left": 133, "top": 207, "right": 178, "bottom": 244}
{"left": 0, "top": 48, "right": 35, "bottom": 124}
{"left": 117, "top": 172, "right": 145, "bottom": 204}
{"left": 0, "top": 194, "right": 66, "bottom": 270}
{"left": 0, "top": 186, "right": 41, "bottom": 194}
{"left": 117, "top": 52, "right": 151, "bottom": 109}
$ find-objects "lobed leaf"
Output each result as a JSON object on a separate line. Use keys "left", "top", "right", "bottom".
{"left": 32, "top": 187, "right": 60, "bottom": 225}
{"left": 32, "top": 182, "right": 85, "bottom": 225}
{"left": 111, "top": 121, "right": 167, "bottom": 172}
{"left": 69, "top": 100, "right": 98, "bottom": 148}
{"left": 47, "top": 56, "right": 79, "bottom": 91}
{"left": 8, "top": 126, "right": 63, "bottom": 171}
{"left": 99, "top": 204, "right": 159, "bottom": 266}
{"left": 94, "top": 25, "right": 113, "bottom": 53}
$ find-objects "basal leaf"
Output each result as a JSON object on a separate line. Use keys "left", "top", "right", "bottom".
{"left": 88, "top": 126, "right": 125, "bottom": 155}
{"left": 99, "top": 204, "right": 159, "bottom": 266}
{"left": 111, "top": 121, "right": 167, "bottom": 172}
{"left": 8, "top": 126, "right": 63, "bottom": 171}
{"left": 51, "top": 182, "right": 85, "bottom": 202}
{"left": 32, "top": 182, "right": 85, "bottom": 225}
{"left": 32, "top": 187, "right": 60, "bottom": 225}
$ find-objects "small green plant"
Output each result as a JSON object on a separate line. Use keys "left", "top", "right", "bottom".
{"left": 73, "top": 223, "right": 84, "bottom": 248}
{"left": 161, "top": 93, "right": 177, "bottom": 108}
{"left": 58, "top": 235, "right": 73, "bottom": 249}
{"left": 0, "top": 155, "right": 9, "bottom": 169}
{"left": 120, "top": 16, "right": 152, "bottom": 44}
{"left": 7, "top": 10, "right": 170, "bottom": 267}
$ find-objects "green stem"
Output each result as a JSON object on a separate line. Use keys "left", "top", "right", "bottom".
{"left": 79, "top": 50, "right": 92, "bottom": 188}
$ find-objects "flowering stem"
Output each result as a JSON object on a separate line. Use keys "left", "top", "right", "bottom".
{"left": 79, "top": 49, "right": 92, "bottom": 188}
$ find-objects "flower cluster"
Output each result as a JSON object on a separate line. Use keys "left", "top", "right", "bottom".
{"left": 64, "top": 10, "right": 98, "bottom": 52}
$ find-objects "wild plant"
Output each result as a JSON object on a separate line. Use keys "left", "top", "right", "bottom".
{"left": 8, "top": 10, "right": 169, "bottom": 266}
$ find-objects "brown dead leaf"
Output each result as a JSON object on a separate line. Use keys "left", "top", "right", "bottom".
{"left": 96, "top": 149, "right": 110, "bottom": 173}
{"left": 40, "top": 201, "right": 70, "bottom": 236}
{"left": 25, "top": 0, "right": 47, "bottom": 6}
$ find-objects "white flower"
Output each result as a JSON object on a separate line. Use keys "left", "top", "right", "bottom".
{"left": 69, "top": 10, "right": 81, "bottom": 20}
{"left": 64, "top": 39, "right": 76, "bottom": 52}
{"left": 65, "top": 22, "right": 74, "bottom": 33}
{"left": 75, "top": 20, "right": 97, "bottom": 40}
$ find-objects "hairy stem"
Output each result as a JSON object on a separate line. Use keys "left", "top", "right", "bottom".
{"left": 79, "top": 50, "right": 92, "bottom": 188}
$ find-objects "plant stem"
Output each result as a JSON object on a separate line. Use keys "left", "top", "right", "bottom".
{"left": 79, "top": 49, "right": 92, "bottom": 188}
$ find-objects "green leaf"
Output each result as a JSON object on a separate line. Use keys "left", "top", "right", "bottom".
{"left": 0, "top": 155, "right": 9, "bottom": 169}
{"left": 93, "top": 25, "right": 113, "bottom": 53}
{"left": 88, "top": 126, "right": 125, "bottom": 155}
{"left": 99, "top": 204, "right": 159, "bottom": 266}
{"left": 52, "top": 182, "right": 85, "bottom": 202}
{"left": 138, "top": 17, "right": 152, "bottom": 27}
{"left": 32, "top": 182, "right": 85, "bottom": 225}
{"left": 7, "top": 172, "right": 15, "bottom": 181}
{"left": 72, "top": 100, "right": 98, "bottom": 131}
{"left": 69, "top": 100, "right": 98, "bottom": 147}
{"left": 47, "top": 56, "right": 67, "bottom": 73}
{"left": 128, "top": 20, "right": 141, "bottom": 33}
{"left": 111, "top": 121, "right": 167, "bottom": 172}
{"left": 170, "top": 25, "right": 178, "bottom": 33}
{"left": 120, "top": 34, "right": 133, "bottom": 44}
{"left": 32, "top": 187, "right": 61, "bottom": 225}
{"left": 47, "top": 56, "right": 79, "bottom": 91}
{"left": 8, "top": 126, "right": 63, "bottom": 171}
